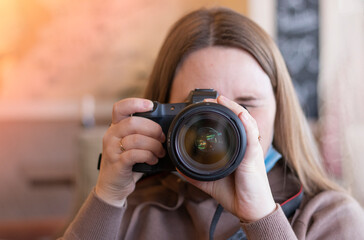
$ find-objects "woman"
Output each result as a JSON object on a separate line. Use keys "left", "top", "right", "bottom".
{"left": 61, "top": 7, "right": 364, "bottom": 239}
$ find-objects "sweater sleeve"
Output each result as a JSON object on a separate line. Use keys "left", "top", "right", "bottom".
{"left": 59, "top": 188, "right": 126, "bottom": 240}
{"left": 240, "top": 204, "right": 298, "bottom": 240}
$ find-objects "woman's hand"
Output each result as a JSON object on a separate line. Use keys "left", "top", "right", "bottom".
{"left": 183, "top": 95, "right": 276, "bottom": 222}
{"left": 95, "top": 98, "right": 166, "bottom": 207}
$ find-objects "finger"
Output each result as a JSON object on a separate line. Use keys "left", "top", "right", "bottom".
{"left": 203, "top": 98, "right": 217, "bottom": 103}
{"left": 216, "top": 95, "right": 245, "bottom": 116}
{"left": 238, "top": 111, "right": 260, "bottom": 144}
{"left": 120, "top": 149, "right": 159, "bottom": 167}
{"left": 238, "top": 111, "right": 262, "bottom": 165}
{"left": 112, "top": 98, "right": 154, "bottom": 124}
{"left": 101, "top": 135, "right": 124, "bottom": 164}
{"left": 216, "top": 95, "right": 255, "bottom": 140}
{"left": 215, "top": 95, "right": 262, "bottom": 165}
{"left": 111, "top": 116, "right": 166, "bottom": 142}
{"left": 121, "top": 134, "right": 166, "bottom": 158}
{"left": 102, "top": 137, "right": 160, "bottom": 171}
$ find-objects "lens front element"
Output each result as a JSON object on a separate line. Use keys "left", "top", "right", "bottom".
{"left": 195, "top": 127, "right": 221, "bottom": 152}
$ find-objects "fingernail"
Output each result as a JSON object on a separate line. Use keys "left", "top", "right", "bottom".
{"left": 218, "top": 95, "right": 226, "bottom": 102}
{"left": 144, "top": 100, "right": 154, "bottom": 110}
{"left": 238, "top": 112, "right": 244, "bottom": 121}
{"left": 160, "top": 132, "right": 166, "bottom": 143}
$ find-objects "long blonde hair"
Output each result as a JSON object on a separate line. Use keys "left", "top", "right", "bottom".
{"left": 144, "top": 7, "right": 339, "bottom": 196}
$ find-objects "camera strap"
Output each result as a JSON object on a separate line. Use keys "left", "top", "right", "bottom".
{"left": 209, "top": 185, "right": 304, "bottom": 240}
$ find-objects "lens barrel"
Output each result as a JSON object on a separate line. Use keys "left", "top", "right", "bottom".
{"left": 168, "top": 102, "right": 246, "bottom": 181}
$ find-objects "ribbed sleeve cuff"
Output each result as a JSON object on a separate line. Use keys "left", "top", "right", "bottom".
{"left": 63, "top": 188, "right": 126, "bottom": 240}
{"left": 240, "top": 204, "right": 297, "bottom": 240}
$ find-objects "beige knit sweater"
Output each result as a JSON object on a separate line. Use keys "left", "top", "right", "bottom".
{"left": 60, "top": 161, "right": 364, "bottom": 239}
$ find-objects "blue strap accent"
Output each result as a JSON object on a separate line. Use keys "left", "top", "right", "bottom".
{"left": 264, "top": 145, "right": 282, "bottom": 173}
{"left": 227, "top": 228, "right": 246, "bottom": 240}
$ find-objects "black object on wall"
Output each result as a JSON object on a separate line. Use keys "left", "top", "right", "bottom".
{"left": 277, "top": 0, "right": 319, "bottom": 119}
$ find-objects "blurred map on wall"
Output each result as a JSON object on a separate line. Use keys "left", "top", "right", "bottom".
{"left": 277, "top": 0, "right": 319, "bottom": 118}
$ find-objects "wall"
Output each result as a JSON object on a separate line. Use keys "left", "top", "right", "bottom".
{"left": 319, "top": 0, "right": 364, "bottom": 204}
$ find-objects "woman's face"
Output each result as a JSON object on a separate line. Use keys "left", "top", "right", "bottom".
{"left": 170, "top": 46, "right": 276, "bottom": 156}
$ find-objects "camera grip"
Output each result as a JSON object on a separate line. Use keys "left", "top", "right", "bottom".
{"left": 132, "top": 155, "right": 175, "bottom": 173}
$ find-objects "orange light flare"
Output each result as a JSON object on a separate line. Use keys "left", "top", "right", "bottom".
{"left": 0, "top": 0, "right": 51, "bottom": 100}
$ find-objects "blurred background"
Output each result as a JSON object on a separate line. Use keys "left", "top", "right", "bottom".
{"left": 0, "top": 0, "right": 363, "bottom": 239}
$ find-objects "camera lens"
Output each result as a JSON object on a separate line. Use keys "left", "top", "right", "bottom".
{"left": 168, "top": 103, "right": 246, "bottom": 181}
{"left": 180, "top": 114, "right": 236, "bottom": 171}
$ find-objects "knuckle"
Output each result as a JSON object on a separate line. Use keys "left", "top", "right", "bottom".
{"left": 125, "top": 116, "right": 137, "bottom": 128}
{"left": 254, "top": 128, "right": 260, "bottom": 139}
{"left": 104, "top": 145, "right": 114, "bottom": 157}
{"left": 102, "top": 133, "right": 111, "bottom": 148}
{"left": 112, "top": 102, "right": 120, "bottom": 116}
{"left": 251, "top": 117, "right": 258, "bottom": 126}
{"left": 129, "top": 134, "right": 139, "bottom": 147}
{"left": 124, "top": 149, "right": 136, "bottom": 161}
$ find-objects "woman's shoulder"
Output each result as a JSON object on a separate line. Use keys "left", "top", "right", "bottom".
{"left": 293, "top": 190, "right": 364, "bottom": 239}
{"left": 301, "top": 190, "right": 363, "bottom": 216}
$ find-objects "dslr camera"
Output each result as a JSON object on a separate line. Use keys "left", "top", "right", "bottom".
{"left": 133, "top": 89, "right": 247, "bottom": 181}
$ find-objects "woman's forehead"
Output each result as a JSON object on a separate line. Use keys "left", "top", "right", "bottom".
{"left": 170, "top": 46, "right": 272, "bottom": 102}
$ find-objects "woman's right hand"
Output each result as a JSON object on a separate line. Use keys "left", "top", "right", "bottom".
{"left": 95, "top": 98, "right": 166, "bottom": 207}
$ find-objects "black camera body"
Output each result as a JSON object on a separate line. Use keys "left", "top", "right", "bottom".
{"left": 133, "top": 89, "right": 247, "bottom": 181}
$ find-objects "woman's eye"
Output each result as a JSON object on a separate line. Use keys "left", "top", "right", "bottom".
{"left": 238, "top": 103, "right": 253, "bottom": 109}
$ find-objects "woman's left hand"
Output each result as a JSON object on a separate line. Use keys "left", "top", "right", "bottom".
{"left": 182, "top": 95, "right": 276, "bottom": 222}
